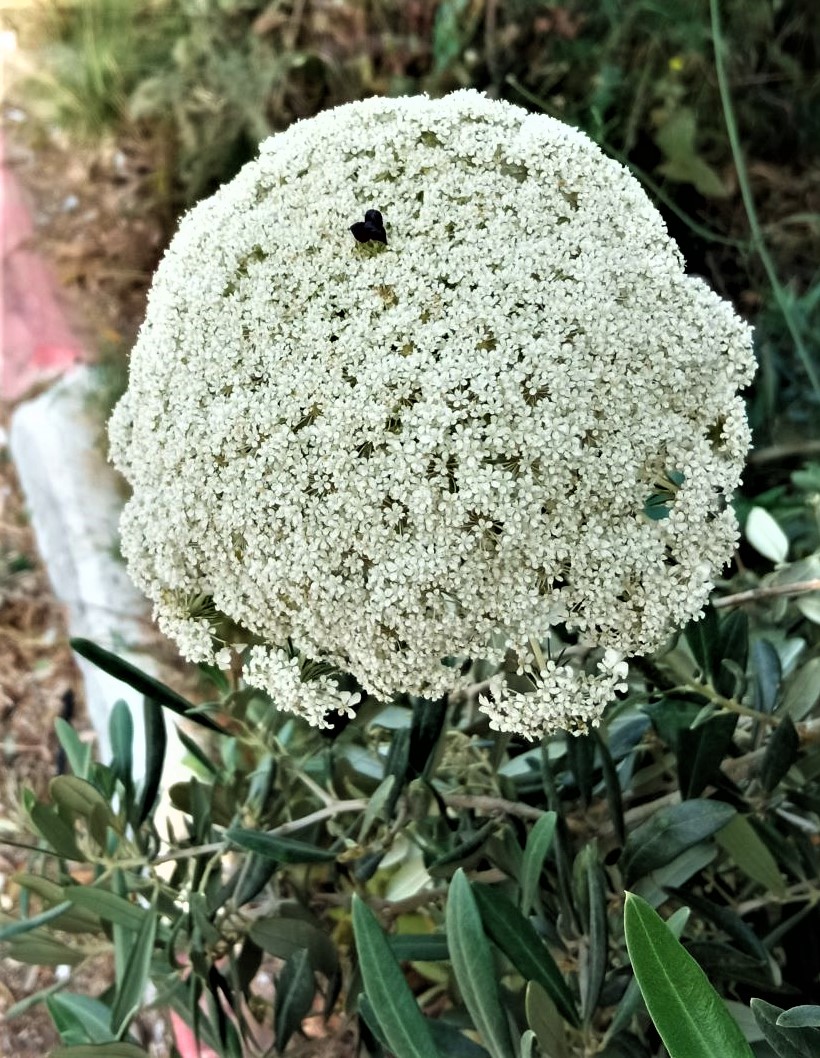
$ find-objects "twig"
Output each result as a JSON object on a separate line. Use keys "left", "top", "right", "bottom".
{"left": 714, "top": 579, "right": 820, "bottom": 609}
{"left": 442, "top": 793, "right": 546, "bottom": 822}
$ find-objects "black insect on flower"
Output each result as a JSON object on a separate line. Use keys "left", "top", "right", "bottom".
{"left": 350, "top": 209, "right": 387, "bottom": 245}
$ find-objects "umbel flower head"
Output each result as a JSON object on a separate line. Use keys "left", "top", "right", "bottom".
{"left": 110, "top": 90, "right": 754, "bottom": 738}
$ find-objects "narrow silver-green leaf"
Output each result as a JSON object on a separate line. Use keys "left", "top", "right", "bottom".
{"left": 46, "top": 992, "right": 114, "bottom": 1045}
{"left": 226, "top": 827, "right": 336, "bottom": 863}
{"left": 447, "top": 869, "right": 515, "bottom": 1058}
{"left": 274, "top": 948, "right": 316, "bottom": 1052}
{"left": 0, "top": 900, "right": 72, "bottom": 942}
{"left": 110, "top": 898, "right": 158, "bottom": 1036}
{"left": 54, "top": 718, "right": 92, "bottom": 780}
{"left": 520, "top": 811, "right": 557, "bottom": 916}
{"left": 752, "top": 999, "right": 820, "bottom": 1058}
{"left": 777, "top": 1006, "right": 820, "bottom": 1029}
{"left": 624, "top": 892, "right": 754, "bottom": 1058}
{"left": 351, "top": 895, "right": 442, "bottom": 1058}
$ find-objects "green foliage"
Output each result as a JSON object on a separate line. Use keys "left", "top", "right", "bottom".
{"left": 3, "top": 453, "right": 819, "bottom": 1055}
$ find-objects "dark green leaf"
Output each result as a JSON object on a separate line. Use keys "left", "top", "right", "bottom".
{"left": 408, "top": 695, "right": 448, "bottom": 780}
{"left": 684, "top": 607, "right": 721, "bottom": 681}
{"left": 388, "top": 933, "right": 449, "bottom": 961}
{"left": 447, "top": 870, "right": 515, "bottom": 1058}
{"left": 274, "top": 948, "right": 315, "bottom": 1052}
{"left": 520, "top": 811, "right": 557, "bottom": 915}
{"left": 565, "top": 733, "right": 596, "bottom": 807}
{"left": 471, "top": 882, "right": 578, "bottom": 1027}
{"left": 111, "top": 898, "right": 158, "bottom": 1035}
{"left": 428, "top": 818, "right": 497, "bottom": 872}
{"left": 752, "top": 639, "right": 782, "bottom": 714}
{"left": 623, "top": 800, "right": 735, "bottom": 883}
{"left": 716, "top": 610, "right": 748, "bottom": 698}
{"left": 624, "top": 893, "right": 754, "bottom": 1058}
{"left": 250, "top": 916, "right": 338, "bottom": 979}
{"left": 595, "top": 732, "right": 625, "bottom": 847}
{"left": 352, "top": 896, "right": 442, "bottom": 1058}
{"left": 11, "top": 875, "right": 99, "bottom": 934}
{"left": 136, "top": 698, "right": 166, "bottom": 826}
{"left": 663, "top": 887, "right": 770, "bottom": 966}
{"left": 760, "top": 716, "right": 800, "bottom": 793}
{"left": 678, "top": 713, "right": 738, "bottom": 798}
{"left": 226, "top": 827, "right": 336, "bottom": 863}
{"left": 776, "top": 1007, "right": 820, "bottom": 1029}
{"left": 751, "top": 999, "right": 820, "bottom": 1058}
{"left": 70, "top": 638, "right": 226, "bottom": 734}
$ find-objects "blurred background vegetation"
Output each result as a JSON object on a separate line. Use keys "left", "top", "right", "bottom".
{"left": 1, "top": 3, "right": 819, "bottom": 1057}
{"left": 3, "top": 0, "right": 819, "bottom": 448}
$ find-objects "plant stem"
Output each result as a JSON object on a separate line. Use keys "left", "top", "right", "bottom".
{"left": 714, "top": 578, "right": 820, "bottom": 609}
{"left": 710, "top": 0, "right": 820, "bottom": 396}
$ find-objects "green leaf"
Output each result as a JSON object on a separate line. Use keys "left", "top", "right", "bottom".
{"left": 68, "top": 888, "right": 147, "bottom": 932}
{"left": 525, "top": 981, "right": 569, "bottom": 1058}
{"left": 29, "top": 803, "right": 83, "bottom": 861}
{"left": 110, "top": 897, "right": 158, "bottom": 1036}
{"left": 50, "top": 776, "right": 113, "bottom": 823}
{"left": 777, "top": 1007, "right": 820, "bottom": 1029}
{"left": 716, "top": 610, "right": 749, "bottom": 698}
{"left": 388, "top": 933, "right": 450, "bottom": 961}
{"left": 472, "top": 883, "right": 578, "bottom": 1027}
{"left": 249, "top": 916, "right": 338, "bottom": 979}
{"left": 663, "top": 887, "right": 770, "bottom": 968}
{"left": 607, "top": 906, "right": 689, "bottom": 1041}
{"left": 0, "top": 901, "right": 73, "bottom": 942}
{"left": 677, "top": 713, "right": 738, "bottom": 798}
{"left": 684, "top": 607, "right": 721, "bottom": 681}
{"left": 623, "top": 800, "right": 735, "bottom": 883}
{"left": 575, "top": 845, "right": 607, "bottom": 1025}
{"left": 623, "top": 892, "right": 754, "bottom": 1058}
{"left": 751, "top": 999, "right": 820, "bottom": 1058}
{"left": 715, "top": 815, "right": 785, "bottom": 896}
{"left": 446, "top": 869, "right": 516, "bottom": 1058}
{"left": 51, "top": 1046, "right": 149, "bottom": 1058}
{"left": 70, "top": 638, "right": 226, "bottom": 734}
{"left": 11, "top": 875, "right": 99, "bottom": 933}
{"left": 595, "top": 732, "right": 625, "bottom": 847}
{"left": 351, "top": 895, "right": 442, "bottom": 1058}
{"left": 46, "top": 993, "right": 114, "bottom": 1045}
{"left": 226, "top": 827, "right": 336, "bottom": 863}
{"left": 109, "top": 700, "right": 134, "bottom": 803}
{"left": 759, "top": 716, "right": 799, "bottom": 793}
{"left": 274, "top": 948, "right": 315, "bottom": 1052}
{"left": 136, "top": 698, "right": 166, "bottom": 826}
{"left": 780, "top": 657, "right": 820, "bottom": 721}
{"left": 4, "top": 931, "right": 86, "bottom": 966}
{"left": 54, "top": 718, "right": 92, "bottom": 779}
{"left": 520, "top": 811, "right": 557, "bottom": 916}
{"left": 752, "top": 639, "right": 782, "bottom": 713}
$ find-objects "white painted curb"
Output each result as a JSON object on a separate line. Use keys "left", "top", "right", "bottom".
{"left": 9, "top": 367, "right": 185, "bottom": 783}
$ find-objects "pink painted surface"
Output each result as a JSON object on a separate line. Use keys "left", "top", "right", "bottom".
{"left": 1, "top": 130, "right": 83, "bottom": 401}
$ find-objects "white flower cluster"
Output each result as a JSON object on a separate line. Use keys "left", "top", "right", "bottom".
{"left": 110, "top": 90, "right": 754, "bottom": 737}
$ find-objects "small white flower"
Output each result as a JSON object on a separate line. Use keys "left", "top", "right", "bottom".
{"left": 111, "top": 91, "right": 754, "bottom": 734}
